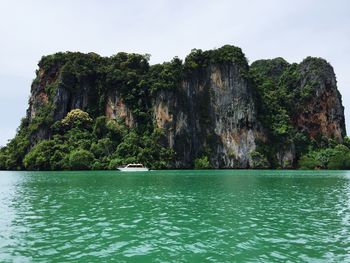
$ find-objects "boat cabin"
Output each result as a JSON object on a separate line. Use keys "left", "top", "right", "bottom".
{"left": 125, "top": 163, "right": 144, "bottom": 168}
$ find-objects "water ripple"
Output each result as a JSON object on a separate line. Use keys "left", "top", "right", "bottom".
{"left": 0, "top": 170, "right": 350, "bottom": 262}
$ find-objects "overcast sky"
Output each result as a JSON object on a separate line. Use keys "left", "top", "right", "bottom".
{"left": 0, "top": 0, "right": 349, "bottom": 146}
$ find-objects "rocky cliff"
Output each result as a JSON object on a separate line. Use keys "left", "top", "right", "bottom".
{"left": 1, "top": 45, "right": 346, "bottom": 170}
{"left": 294, "top": 58, "right": 345, "bottom": 140}
{"left": 250, "top": 57, "right": 345, "bottom": 168}
{"left": 153, "top": 63, "right": 266, "bottom": 168}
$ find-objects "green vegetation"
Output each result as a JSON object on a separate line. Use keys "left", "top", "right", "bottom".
{"left": 250, "top": 151, "right": 269, "bottom": 169}
{"left": 184, "top": 45, "right": 249, "bottom": 76}
{"left": 298, "top": 144, "right": 350, "bottom": 170}
{"left": 194, "top": 156, "right": 211, "bottom": 169}
{"left": 9, "top": 109, "right": 172, "bottom": 170}
{"left": 69, "top": 149, "right": 95, "bottom": 170}
{"left": 250, "top": 57, "right": 335, "bottom": 168}
{"left": 251, "top": 58, "right": 299, "bottom": 139}
{"left": 0, "top": 118, "right": 31, "bottom": 170}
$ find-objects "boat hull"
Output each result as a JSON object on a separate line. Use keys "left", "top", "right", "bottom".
{"left": 118, "top": 168, "right": 149, "bottom": 172}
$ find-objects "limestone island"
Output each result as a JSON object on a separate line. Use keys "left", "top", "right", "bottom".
{"left": 0, "top": 45, "right": 347, "bottom": 170}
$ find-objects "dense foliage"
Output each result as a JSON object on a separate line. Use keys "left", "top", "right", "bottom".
{"left": 298, "top": 143, "right": 350, "bottom": 170}
{"left": 12, "top": 109, "right": 172, "bottom": 170}
{"left": 249, "top": 151, "right": 270, "bottom": 169}
{"left": 184, "top": 45, "right": 249, "bottom": 76}
{"left": 250, "top": 57, "right": 337, "bottom": 168}
{"left": 194, "top": 156, "right": 211, "bottom": 169}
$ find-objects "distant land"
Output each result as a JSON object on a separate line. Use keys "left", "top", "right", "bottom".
{"left": 1, "top": 45, "right": 348, "bottom": 170}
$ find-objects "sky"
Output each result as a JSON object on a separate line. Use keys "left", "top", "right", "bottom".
{"left": 0, "top": 0, "right": 349, "bottom": 146}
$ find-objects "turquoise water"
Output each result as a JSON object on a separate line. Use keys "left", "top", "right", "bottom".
{"left": 0, "top": 170, "right": 349, "bottom": 262}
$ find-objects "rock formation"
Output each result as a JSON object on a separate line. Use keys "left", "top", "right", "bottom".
{"left": 10, "top": 45, "right": 346, "bottom": 169}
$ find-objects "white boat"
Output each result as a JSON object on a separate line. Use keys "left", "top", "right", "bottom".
{"left": 117, "top": 163, "right": 149, "bottom": 172}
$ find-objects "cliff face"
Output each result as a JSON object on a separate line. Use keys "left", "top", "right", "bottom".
{"left": 250, "top": 57, "right": 346, "bottom": 168}
{"left": 152, "top": 63, "right": 265, "bottom": 168}
{"left": 106, "top": 90, "right": 135, "bottom": 128}
{"left": 22, "top": 46, "right": 346, "bottom": 169}
{"left": 28, "top": 67, "right": 92, "bottom": 123}
{"left": 294, "top": 58, "right": 345, "bottom": 141}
